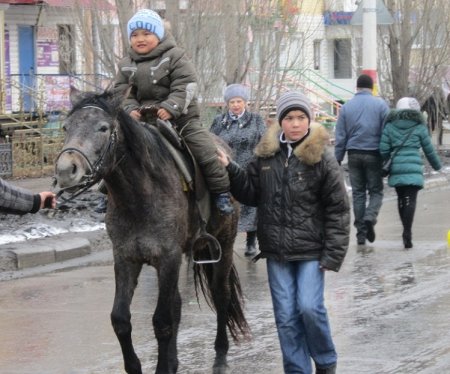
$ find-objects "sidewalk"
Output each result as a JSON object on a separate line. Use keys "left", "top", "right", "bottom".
{"left": 0, "top": 176, "right": 106, "bottom": 273}
{"left": 8, "top": 175, "right": 57, "bottom": 193}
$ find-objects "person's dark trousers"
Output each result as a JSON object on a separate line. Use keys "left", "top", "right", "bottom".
{"left": 347, "top": 151, "right": 384, "bottom": 244}
{"left": 395, "top": 185, "right": 419, "bottom": 248}
{"left": 179, "top": 120, "right": 233, "bottom": 214}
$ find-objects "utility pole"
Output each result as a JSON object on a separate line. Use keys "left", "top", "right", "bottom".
{"left": 0, "top": 4, "right": 9, "bottom": 113}
{"left": 361, "top": 0, "right": 378, "bottom": 94}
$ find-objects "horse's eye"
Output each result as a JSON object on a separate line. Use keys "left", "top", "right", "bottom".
{"left": 62, "top": 125, "right": 67, "bottom": 132}
{"left": 99, "top": 125, "right": 109, "bottom": 133}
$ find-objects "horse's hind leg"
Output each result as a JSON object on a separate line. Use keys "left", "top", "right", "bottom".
{"left": 153, "top": 256, "right": 182, "bottom": 374}
{"left": 211, "top": 262, "right": 231, "bottom": 374}
{"left": 111, "top": 261, "right": 143, "bottom": 374}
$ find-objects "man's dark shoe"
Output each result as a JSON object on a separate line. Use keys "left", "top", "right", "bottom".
{"left": 215, "top": 193, "right": 234, "bottom": 215}
{"left": 94, "top": 196, "right": 107, "bottom": 214}
{"left": 316, "top": 364, "right": 336, "bottom": 374}
{"left": 365, "top": 220, "right": 375, "bottom": 243}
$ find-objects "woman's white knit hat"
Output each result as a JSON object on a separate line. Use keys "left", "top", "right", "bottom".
{"left": 396, "top": 97, "right": 421, "bottom": 111}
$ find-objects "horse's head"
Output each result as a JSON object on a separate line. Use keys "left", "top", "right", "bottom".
{"left": 55, "top": 86, "right": 126, "bottom": 190}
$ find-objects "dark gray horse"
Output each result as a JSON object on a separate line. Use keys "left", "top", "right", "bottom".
{"left": 54, "top": 87, "right": 250, "bottom": 374}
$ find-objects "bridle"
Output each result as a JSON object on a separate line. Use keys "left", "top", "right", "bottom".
{"left": 54, "top": 105, "right": 122, "bottom": 202}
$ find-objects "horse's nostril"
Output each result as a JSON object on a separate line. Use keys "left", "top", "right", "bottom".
{"left": 71, "top": 163, "right": 77, "bottom": 175}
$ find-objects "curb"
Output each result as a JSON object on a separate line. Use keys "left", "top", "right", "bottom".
{"left": 0, "top": 233, "right": 91, "bottom": 270}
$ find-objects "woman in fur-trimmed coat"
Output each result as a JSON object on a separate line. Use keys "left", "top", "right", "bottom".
{"left": 210, "top": 84, "right": 267, "bottom": 256}
{"left": 218, "top": 91, "right": 349, "bottom": 374}
{"left": 380, "top": 97, "right": 442, "bottom": 248}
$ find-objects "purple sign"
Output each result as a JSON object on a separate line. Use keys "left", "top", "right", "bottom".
{"left": 37, "top": 27, "right": 59, "bottom": 67}
{"left": 5, "top": 28, "right": 11, "bottom": 111}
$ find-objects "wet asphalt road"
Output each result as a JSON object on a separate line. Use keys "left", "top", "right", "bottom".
{"left": 0, "top": 187, "right": 450, "bottom": 373}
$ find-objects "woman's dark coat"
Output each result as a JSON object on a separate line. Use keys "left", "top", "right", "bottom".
{"left": 210, "top": 110, "right": 266, "bottom": 232}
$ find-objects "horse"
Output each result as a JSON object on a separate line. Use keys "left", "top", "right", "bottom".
{"left": 54, "top": 86, "right": 250, "bottom": 374}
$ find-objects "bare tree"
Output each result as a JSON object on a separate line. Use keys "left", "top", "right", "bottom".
{"left": 58, "top": 1, "right": 335, "bottom": 118}
{"left": 379, "top": 0, "right": 450, "bottom": 105}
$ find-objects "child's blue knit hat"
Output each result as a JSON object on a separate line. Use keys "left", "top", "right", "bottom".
{"left": 224, "top": 84, "right": 250, "bottom": 103}
{"left": 127, "top": 9, "right": 164, "bottom": 41}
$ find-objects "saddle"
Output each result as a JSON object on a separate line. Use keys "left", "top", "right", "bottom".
{"left": 144, "top": 115, "right": 211, "bottom": 227}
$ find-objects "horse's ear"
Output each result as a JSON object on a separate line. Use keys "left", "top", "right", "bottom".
{"left": 69, "top": 85, "right": 83, "bottom": 105}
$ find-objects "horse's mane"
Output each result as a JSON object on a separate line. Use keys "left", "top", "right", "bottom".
{"left": 70, "top": 90, "right": 173, "bottom": 185}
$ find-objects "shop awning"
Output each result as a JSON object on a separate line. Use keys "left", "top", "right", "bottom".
{"left": 0, "top": 0, "right": 114, "bottom": 10}
{"left": 42, "top": 0, "right": 114, "bottom": 10}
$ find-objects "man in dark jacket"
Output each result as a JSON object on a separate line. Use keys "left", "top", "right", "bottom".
{"left": 218, "top": 91, "right": 350, "bottom": 374}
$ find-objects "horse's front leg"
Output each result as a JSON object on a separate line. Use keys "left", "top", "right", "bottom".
{"left": 111, "top": 260, "right": 143, "bottom": 374}
{"left": 153, "top": 253, "right": 182, "bottom": 374}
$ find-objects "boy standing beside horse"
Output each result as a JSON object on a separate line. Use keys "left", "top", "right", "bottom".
{"left": 218, "top": 91, "right": 350, "bottom": 374}
{"left": 114, "top": 9, "right": 234, "bottom": 215}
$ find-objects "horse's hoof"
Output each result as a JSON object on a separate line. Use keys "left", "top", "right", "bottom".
{"left": 213, "top": 359, "right": 229, "bottom": 374}
{"left": 213, "top": 366, "right": 229, "bottom": 374}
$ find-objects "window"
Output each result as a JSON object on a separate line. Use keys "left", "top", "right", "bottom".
{"left": 58, "top": 25, "right": 75, "bottom": 74}
{"left": 333, "top": 39, "right": 351, "bottom": 78}
{"left": 313, "top": 40, "right": 321, "bottom": 70}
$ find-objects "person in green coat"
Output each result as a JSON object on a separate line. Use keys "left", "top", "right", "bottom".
{"left": 380, "top": 97, "right": 442, "bottom": 248}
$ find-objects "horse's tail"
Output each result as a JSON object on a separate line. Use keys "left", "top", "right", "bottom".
{"left": 193, "top": 259, "right": 251, "bottom": 343}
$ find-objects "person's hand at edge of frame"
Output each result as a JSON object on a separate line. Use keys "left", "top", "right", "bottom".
{"left": 39, "top": 191, "right": 57, "bottom": 209}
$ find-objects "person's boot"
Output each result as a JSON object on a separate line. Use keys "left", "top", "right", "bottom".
{"left": 365, "top": 220, "right": 376, "bottom": 243}
{"left": 214, "top": 192, "right": 234, "bottom": 215}
{"left": 403, "top": 230, "right": 413, "bottom": 249}
{"left": 400, "top": 195, "right": 415, "bottom": 249}
{"left": 245, "top": 231, "right": 257, "bottom": 256}
{"left": 316, "top": 364, "right": 336, "bottom": 374}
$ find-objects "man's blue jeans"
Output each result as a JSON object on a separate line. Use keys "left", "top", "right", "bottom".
{"left": 347, "top": 151, "right": 384, "bottom": 242}
{"left": 267, "top": 259, "right": 337, "bottom": 373}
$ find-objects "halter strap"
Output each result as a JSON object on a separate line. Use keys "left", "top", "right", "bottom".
{"left": 54, "top": 105, "right": 121, "bottom": 203}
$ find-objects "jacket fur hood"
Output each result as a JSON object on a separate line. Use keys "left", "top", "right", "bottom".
{"left": 254, "top": 122, "right": 330, "bottom": 165}
{"left": 385, "top": 108, "right": 425, "bottom": 124}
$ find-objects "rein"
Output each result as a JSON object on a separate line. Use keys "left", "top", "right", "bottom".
{"left": 54, "top": 105, "right": 123, "bottom": 203}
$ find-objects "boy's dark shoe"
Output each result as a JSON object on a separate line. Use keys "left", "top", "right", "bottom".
{"left": 215, "top": 193, "right": 234, "bottom": 215}
{"left": 316, "top": 364, "right": 336, "bottom": 374}
{"left": 365, "top": 220, "right": 376, "bottom": 243}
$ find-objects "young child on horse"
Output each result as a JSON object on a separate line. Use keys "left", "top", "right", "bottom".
{"left": 114, "top": 9, "right": 233, "bottom": 214}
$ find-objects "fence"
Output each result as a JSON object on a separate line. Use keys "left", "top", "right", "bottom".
{"left": 0, "top": 129, "right": 64, "bottom": 178}
{"left": 0, "top": 73, "right": 108, "bottom": 178}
